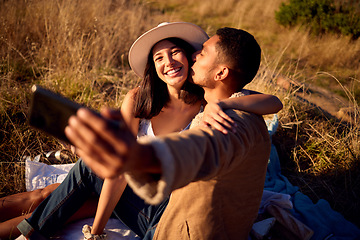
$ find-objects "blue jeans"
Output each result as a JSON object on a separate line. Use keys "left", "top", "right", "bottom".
{"left": 17, "top": 160, "right": 168, "bottom": 240}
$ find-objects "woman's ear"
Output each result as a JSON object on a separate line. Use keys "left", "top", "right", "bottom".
{"left": 214, "top": 66, "right": 229, "bottom": 81}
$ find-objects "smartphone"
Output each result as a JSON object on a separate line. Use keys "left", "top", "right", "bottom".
{"left": 29, "top": 85, "right": 85, "bottom": 144}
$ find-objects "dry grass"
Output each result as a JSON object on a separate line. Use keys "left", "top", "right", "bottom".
{"left": 0, "top": 0, "right": 359, "bottom": 229}
{"left": 0, "top": 0, "right": 159, "bottom": 194}
{"left": 248, "top": 67, "right": 360, "bottom": 226}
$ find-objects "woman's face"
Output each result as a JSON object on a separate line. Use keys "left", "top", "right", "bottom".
{"left": 152, "top": 40, "right": 189, "bottom": 88}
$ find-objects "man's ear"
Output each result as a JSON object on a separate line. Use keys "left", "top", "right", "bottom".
{"left": 214, "top": 66, "right": 229, "bottom": 81}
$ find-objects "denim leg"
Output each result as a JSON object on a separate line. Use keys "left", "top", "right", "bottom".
{"left": 112, "top": 186, "right": 169, "bottom": 239}
{"left": 17, "top": 159, "right": 103, "bottom": 239}
{"left": 17, "top": 159, "right": 169, "bottom": 239}
{"left": 142, "top": 196, "right": 169, "bottom": 240}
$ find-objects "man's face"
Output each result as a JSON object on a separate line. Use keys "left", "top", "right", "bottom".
{"left": 190, "top": 35, "right": 220, "bottom": 88}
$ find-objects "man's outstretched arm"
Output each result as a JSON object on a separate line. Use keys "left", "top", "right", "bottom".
{"left": 66, "top": 107, "right": 270, "bottom": 205}
{"left": 65, "top": 108, "right": 161, "bottom": 179}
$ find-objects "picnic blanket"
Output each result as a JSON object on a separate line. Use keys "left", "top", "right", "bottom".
{"left": 265, "top": 115, "right": 360, "bottom": 240}
{"left": 15, "top": 217, "right": 138, "bottom": 240}
{"left": 21, "top": 115, "right": 360, "bottom": 239}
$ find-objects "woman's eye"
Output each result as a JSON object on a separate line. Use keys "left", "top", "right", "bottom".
{"left": 154, "top": 56, "right": 163, "bottom": 62}
{"left": 172, "top": 49, "right": 181, "bottom": 55}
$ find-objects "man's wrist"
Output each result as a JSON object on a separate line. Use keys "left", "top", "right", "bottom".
{"left": 130, "top": 144, "right": 161, "bottom": 174}
{"left": 143, "top": 144, "right": 162, "bottom": 173}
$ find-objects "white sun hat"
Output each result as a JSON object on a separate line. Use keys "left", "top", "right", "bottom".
{"left": 128, "top": 22, "right": 209, "bottom": 78}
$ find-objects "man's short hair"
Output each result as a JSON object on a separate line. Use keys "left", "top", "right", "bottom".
{"left": 215, "top": 27, "right": 261, "bottom": 89}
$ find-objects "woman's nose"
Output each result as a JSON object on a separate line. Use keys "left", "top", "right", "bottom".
{"left": 165, "top": 54, "right": 175, "bottom": 66}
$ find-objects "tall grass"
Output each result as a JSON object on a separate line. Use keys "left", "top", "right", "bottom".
{"left": 0, "top": 0, "right": 359, "bottom": 228}
{"left": 0, "top": 0, "right": 165, "bottom": 194}
{"left": 247, "top": 50, "right": 360, "bottom": 225}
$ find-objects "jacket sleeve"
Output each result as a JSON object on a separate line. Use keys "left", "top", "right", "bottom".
{"left": 124, "top": 110, "right": 270, "bottom": 205}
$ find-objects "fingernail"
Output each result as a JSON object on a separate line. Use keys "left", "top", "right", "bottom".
{"left": 68, "top": 116, "right": 76, "bottom": 125}
{"left": 64, "top": 126, "right": 72, "bottom": 137}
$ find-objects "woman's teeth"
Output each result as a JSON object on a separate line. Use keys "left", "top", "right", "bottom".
{"left": 166, "top": 67, "right": 181, "bottom": 75}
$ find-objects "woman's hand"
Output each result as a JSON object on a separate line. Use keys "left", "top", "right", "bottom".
{"left": 201, "top": 101, "right": 236, "bottom": 134}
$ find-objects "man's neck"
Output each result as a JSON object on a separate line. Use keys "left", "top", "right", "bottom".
{"left": 203, "top": 86, "right": 235, "bottom": 103}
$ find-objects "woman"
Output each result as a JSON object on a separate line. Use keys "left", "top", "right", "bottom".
{"left": 0, "top": 22, "right": 282, "bottom": 240}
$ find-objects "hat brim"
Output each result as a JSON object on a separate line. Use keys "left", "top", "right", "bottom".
{"left": 128, "top": 22, "right": 209, "bottom": 78}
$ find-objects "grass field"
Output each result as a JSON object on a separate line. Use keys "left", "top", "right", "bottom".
{"left": 1, "top": 0, "right": 359, "bottom": 229}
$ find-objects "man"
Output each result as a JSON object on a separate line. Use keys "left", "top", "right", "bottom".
{"left": 18, "top": 27, "right": 271, "bottom": 239}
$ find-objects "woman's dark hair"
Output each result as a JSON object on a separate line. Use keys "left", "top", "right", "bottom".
{"left": 133, "top": 37, "right": 204, "bottom": 119}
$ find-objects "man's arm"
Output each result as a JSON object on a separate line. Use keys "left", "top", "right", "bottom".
{"left": 66, "top": 107, "right": 270, "bottom": 205}
{"left": 65, "top": 108, "right": 161, "bottom": 179}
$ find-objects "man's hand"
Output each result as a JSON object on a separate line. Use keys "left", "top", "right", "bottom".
{"left": 65, "top": 108, "right": 160, "bottom": 179}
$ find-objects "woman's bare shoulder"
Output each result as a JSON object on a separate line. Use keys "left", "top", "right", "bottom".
{"left": 121, "top": 87, "right": 140, "bottom": 135}
{"left": 122, "top": 87, "right": 139, "bottom": 107}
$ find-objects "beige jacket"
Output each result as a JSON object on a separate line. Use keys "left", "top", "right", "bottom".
{"left": 125, "top": 109, "right": 271, "bottom": 239}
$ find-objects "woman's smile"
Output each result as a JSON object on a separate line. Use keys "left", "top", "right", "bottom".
{"left": 165, "top": 67, "right": 182, "bottom": 76}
